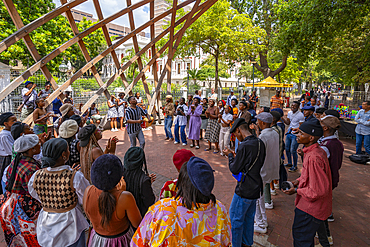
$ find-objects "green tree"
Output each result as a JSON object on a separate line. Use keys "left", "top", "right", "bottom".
{"left": 159, "top": 0, "right": 265, "bottom": 90}
{"left": 0, "top": 0, "right": 73, "bottom": 71}
{"left": 69, "top": 18, "right": 108, "bottom": 73}
{"left": 183, "top": 68, "right": 207, "bottom": 86}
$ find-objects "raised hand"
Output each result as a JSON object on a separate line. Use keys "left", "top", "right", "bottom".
{"left": 72, "top": 163, "right": 81, "bottom": 172}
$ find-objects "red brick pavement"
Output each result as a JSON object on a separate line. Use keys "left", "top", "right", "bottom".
{"left": 0, "top": 125, "right": 369, "bottom": 246}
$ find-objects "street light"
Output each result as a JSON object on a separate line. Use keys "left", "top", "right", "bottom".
{"left": 187, "top": 66, "right": 190, "bottom": 92}
{"left": 251, "top": 61, "right": 256, "bottom": 91}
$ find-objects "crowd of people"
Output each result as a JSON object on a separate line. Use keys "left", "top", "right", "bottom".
{"left": 0, "top": 82, "right": 365, "bottom": 247}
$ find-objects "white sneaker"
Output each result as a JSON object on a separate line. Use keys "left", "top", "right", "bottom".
{"left": 111, "top": 128, "right": 115, "bottom": 132}
{"left": 270, "top": 189, "right": 277, "bottom": 195}
{"left": 265, "top": 201, "right": 274, "bottom": 209}
{"left": 254, "top": 225, "right": 267, "bottom": 234}
{"left": 114, "top": 128, "right": 119, "bottom": 132}
{"left": 254, "top": 222, "right": 268, "bottom": 229}
{"left": 182, "top": 143, "right": 187, "bottom": 146}
{"left": 274, "top": 183, "right": 279, "bottom": 189}
{"left": 174, "top": 141, "right": 179, "bottom": 144}
{"left": 328, "top": 235, "right": 333, "bottom": 245}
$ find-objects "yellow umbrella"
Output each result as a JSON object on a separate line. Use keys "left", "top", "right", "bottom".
{"left": 245, "top": 76, "right": 293, "bottom": 88}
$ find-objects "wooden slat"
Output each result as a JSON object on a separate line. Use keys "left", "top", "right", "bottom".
{"left": 0, "top": 0, "right": 87, "bottom": 53}
{"left": 166, "top": 0, "right": 178, "bottom": 95}
{"left": 150, "top": 0, "right": 161, "bottom": 111}
{"left": 61, "top": 0, "right": 110, "bottom": 100}
{"left": 92, "top": 0, "right": 130, "bottom": 89}
{"left": 3, "top": 0, "right": 59, "bottom": 91}
{"left": 0, "top": 0, "right": 196, "bottom": 102}
{"left": 126, "top": 0, "right": 152, "bottom": 102}
{"left": 147, "top": 0, "right": 217, "bottom": 115}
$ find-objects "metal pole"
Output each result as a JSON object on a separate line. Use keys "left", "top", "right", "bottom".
{"left": 187, "top": 68, "right": 189, "bottom": 92}
{"left": 252, "top": 64, "right": 255, "bottom": 91}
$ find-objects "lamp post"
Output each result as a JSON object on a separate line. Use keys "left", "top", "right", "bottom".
{"left": 59, "top": 62, "right": 68, "bottom": 84}
{"left": 187, "top": 67, "right": 190, "bottom": 92}
{"left": 251, "top": 61, "right": 256, "bottom": 91}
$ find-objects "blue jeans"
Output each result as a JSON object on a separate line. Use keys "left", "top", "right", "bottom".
{"left": 174, "top": 124, "right": 187, "bottom": 144}
{"left": 356, "top": 133, "right": 370, "bottom": 154}
{"left": 285, "top": 133, "right": 299, "bottom": 168}
{"left": 164, "top": 116, "right": 173, "bottom": 139}
{"left": 293, "top": 208, "right": 324, "bottom": 247}
{"left": 229, "top": 193, "right": 257, "bottom": 246}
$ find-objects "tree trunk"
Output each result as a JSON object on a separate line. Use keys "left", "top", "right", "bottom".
{"left": 253, "top": 51, "right": 288, "bottom": 79}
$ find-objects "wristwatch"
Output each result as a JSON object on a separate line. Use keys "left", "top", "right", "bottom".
{"left": 295, "top": 187, "right": 298, "bottom": 193}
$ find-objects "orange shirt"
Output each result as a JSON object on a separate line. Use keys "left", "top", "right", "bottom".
{"left": 270, "top": 95, "right": 284, "bottom": 109}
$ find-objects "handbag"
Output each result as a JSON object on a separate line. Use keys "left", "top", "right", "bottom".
{"left": 232, "top": 138, "right": 261, "bottom": 185}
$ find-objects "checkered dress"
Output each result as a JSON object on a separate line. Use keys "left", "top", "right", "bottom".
{"left": 205, "top": 119, "right": 221, "bottom": 143}
{"left": 33, "top": 169, "right": 78, "bottom": 213}
{"left": 6, "top": 156, "right": 40, "bottom": 195}
{"left": 66, "top": 139, "right": 80, "bottom": 167}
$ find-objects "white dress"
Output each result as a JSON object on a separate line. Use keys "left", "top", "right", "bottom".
{"left": 118, "top": 98, "right": 126, "bottom": 118}
{"left": 107, "top": 100, "right": 118, "bottom": 118}
{"left": 28, "top": 165, "right": 90, "bottom": 247}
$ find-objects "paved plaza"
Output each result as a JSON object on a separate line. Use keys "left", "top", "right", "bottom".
{"left": 0, "top": 125, "right": 369, "bottom": 246}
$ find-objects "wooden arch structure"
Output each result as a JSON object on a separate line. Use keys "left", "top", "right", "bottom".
{"left": 0, "top": 0, "right": 218, "bottom": 124}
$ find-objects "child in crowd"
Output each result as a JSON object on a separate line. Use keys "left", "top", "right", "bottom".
{"left": 33, "top": 98, "right": 53, "bottom": 135}
{"left": 28, "top": 138, "right": 89, "bottom": 247}
{"left": 218, "top": 105, "right": 233, "bottom": 156}
{"left": 84, "top": 154, "right": 142, "bottom": 246}
{"left": 283, "top": 119, "right": 332, "bottom": 247}
{"left": 159, "top": 149, "right": 194, "bottom": 199}
{"left": 0, "top": 112, "right": 17, "bottom": 193}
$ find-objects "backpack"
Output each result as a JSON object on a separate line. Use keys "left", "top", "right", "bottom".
{"left": 349, "top": 153, "right": 370, "bottom": 164}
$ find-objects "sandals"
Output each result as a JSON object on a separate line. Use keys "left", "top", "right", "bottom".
{"left": 213, "top": 150, "right": 219, "bottom": 154}
{"left": 204, "top": 148, "right": 210, "bottom": 151}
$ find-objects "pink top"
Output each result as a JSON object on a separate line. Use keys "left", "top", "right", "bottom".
{"left": 295, "top": 143, "right": 332, "bottom": 221}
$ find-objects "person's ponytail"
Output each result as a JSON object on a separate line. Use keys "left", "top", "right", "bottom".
{"left": 5, "top": 153, "right": 22, "bottom": 192}
{"left": 98, "top": 190, "right": 116, "bottom": 227}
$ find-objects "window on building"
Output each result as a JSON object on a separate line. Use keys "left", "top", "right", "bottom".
{"left": 187, "top": 62, "right": 191, "bottom": 70}
{"left": 176, "top": 81, "right": 179, "bottom": 84}
{"left": 177, "top": 63, "right": 181, "bottom": 74}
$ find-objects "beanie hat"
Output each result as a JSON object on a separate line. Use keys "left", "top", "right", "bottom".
{"left": 187, "top": 157, "right": 214, "bottom": 196}
{"left": 91, "top": 154, "right": 123, "bottom": 191}
{"left": 14, "top": 134, "right": 39, "bottom": 153}
{"left": 299, "top": 118, "right": 323, "bottom": 137}
{"left": 59, "top": 120, "right": 79, "bottom": 138}
{"left": 173, "top": 149, "right": 195, "bottom": 171}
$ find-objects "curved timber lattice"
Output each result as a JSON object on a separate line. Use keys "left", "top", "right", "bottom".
{"left": 0, "top": 0, "right": 218, "bottom": 124}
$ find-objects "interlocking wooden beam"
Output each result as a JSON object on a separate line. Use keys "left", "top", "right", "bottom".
{"left": 92, "top": 0, "right": 130, "bottom": 89}
{"left": 0, "top": 0, "right": 195, "bottom": 102}
{"left": 126, "top": 0, "right": 152, "bottom": 102}
{"left": 0, "top": 0, "right": 87, "bottom": 53}
{"left": 0, "top": 0, "right": 217, "bottom": 125}
{"left": 3, "top": 0, "right": 59, "bottom": 91}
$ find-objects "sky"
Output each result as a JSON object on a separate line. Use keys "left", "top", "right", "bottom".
{"left": 53, "top": 0, "right": 150, "bottom": 31}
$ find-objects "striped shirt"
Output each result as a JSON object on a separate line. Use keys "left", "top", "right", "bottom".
{"left": 125, "top": 106, "right": 146, "bottom": 134}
